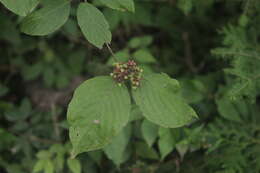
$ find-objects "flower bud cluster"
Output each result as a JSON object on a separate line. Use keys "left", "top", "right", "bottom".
{"left": 110, "top": 60, "right": 143, "bottom": 89}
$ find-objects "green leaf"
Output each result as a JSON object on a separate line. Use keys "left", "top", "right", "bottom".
{"left": 67, "top": 159, "right": 81, "bottom": 173}
{"left": 0, "top": 13, "right": 21, "bottom": 44}
{"left": 107, "top": 49, "right": 130, "bottom": 65}
{"left": 0, "top": 0, "right": 39, "bottom": 16}
{"left": 133, "top": 49, "right": 157, "bottom": 64}
{"left": 180, "top": 79, "right": 206, "bottom": 103}
{"left": 43, "top": 67, "right": 55, "bottom": 87}
{"left": 216, "top": 95, "right": 242, "bottom": 122}
{"left": 67, "top": 76, "right": 131, "bottom": 156}
{"left": 22, "top": 62, "right": 44, "bottom": 81}
{"left": 128, "top": 35, "right": 153, "bottom": 48}
{"left": 104, "top": 124, "right": 131, "bottom": 166}
{"left": 77, "top": 2, "right": 111, "bottom": 49}
{"left": 19, "top": 98, "right": 32, "bottom": 118}
{"left": 158, "top": 127, "right": 175, "bottom": 160}
{"left": 36, "top": 150, "right": 52, "bottom": 160}
{"left": 33, "top": 159, "right": 54, "bottom": 173}
{"left": 33, "top": 160, "right": 45, "bottom": 173}
{"left": 55, "top": 153, "right": 65, "bottom": 171}
{"left": 0, "top": 83, "right": 9, "bottom": 97}
{"left": 133, "top": 73, "right": 198, "bottom": 128}
{"left": 141, "top": 120, "right": 158, "bottom": 147}
{"left": 129, "top": 104, "right": 143, "bottom": 122}
{"left": 99, "top": 0, "right": 135, "bottom": 12}
{"left": 56, "top": 74, "right": 69, "bottom": 89}
{"left": 176, "top": 141, "right": 188, "bottom": 160}
{"left": 239, "top": 15, "right": 249, "bottom": 27}
{"left": 4, "top": 98, "right": 31, "bottom": 121}
{"left": 44, "top": 160, "right": 54, "bottom": 173}
{"left": 140, "top": 64, "right": 154, "bottom": 74}
{"left": 88, "top": 151, "right": 103, "bottom": 165}
{"left": 135, "top": 141, "right": 159, "bottom": 160}
{"left": 21, "top": 0, "right": 71, "bottom": 36}
{"left": 177, "top": 0, "right": 193, "bottom": 15}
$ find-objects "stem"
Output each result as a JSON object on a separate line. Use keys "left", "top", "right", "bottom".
{"left": 182, "top": 32, "right": 197, "bottom": 73}
{"left": 51, "top": 104, "right": 61, "bottom": 141}
{"left": 29, "top": 135, "right": 59, "bottom": 144}
{"left": 243, "top": 0, "right": 251, "bottom": 15}
{"left": 106, "top": 43, "right": 118, "bottom": 62}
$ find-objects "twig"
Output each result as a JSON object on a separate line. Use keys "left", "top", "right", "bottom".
{"left": 29, "top": 135, "right": 60, "bottom": 144}
{"left": 51, "top": 104, "right": 61, "bottom": 141}
{"left": 182, "top": 32, "right": 197, "bottom": 73}
{"left": 217, "top": 51, "right": 260, "bottom": 60}
{"left": 106, "top": 43, "right": 118, "bottom": 62}
{"left": 243, "top": 0, "right": 252, "bottom": 15}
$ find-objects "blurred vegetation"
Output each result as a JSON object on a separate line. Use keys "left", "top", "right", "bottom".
{"left": 1, "top": 0, "right": 260, "bottom": 173}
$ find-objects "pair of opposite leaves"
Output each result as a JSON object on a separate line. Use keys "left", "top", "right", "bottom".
{"left": 0, "top": 0, "right": 132, "bottom": 49}
{"left": 67, "top": 73, "right": 198, "bottom": 157}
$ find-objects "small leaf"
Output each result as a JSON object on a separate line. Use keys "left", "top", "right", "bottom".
{"left": 22, "top": 62, "right": 44, "bottom": 81}
{"left": 0, "top": 0, "right": 39, "bottom": 16}
{"left": 128, "top": 35, "right": 153, "bottom": 48}
{"left": 0, "top": 83, "right": 9, "bottom": 97}
{"left": 141, "top": 120, "right": 158, "bottom": 147}
{"left": 133, "top": 73, "right": 198, "bottom": 128}
{"left": 177, "top": 0, "right": 193, "bottom": 15}
{"left": 104, "top": 124, "right": 131, "bottom": 166}
{"left": 158, "top": 127, "right": 175, "bottom": 160}
{"left": 100, "top": 0, "right": 135, "bottom": 12}
{"left": 44, "top": 160, "right": 54, "bottom": 173}
{"left": 36, "top": 150, "right": 52, "bottom": 160}
{"left": 77, "top": 2, "right": 111, "bottom": 49}
{"left": 19, "top": 98, "right": 32, "bottom": 115}
{"left": 216, "top": 95, "right": 242, "bottom": 122}
{"left": 180, "top": 79, "right": 206, "bottom": 103}
{"left": 107, "top": 49, "right": 130, "bottom": 65}
{"left": 88, "top": 151, "right": 103, "bottom": 165}
{"left": 33, "top": 160, "right": 45, "bottom": 173}
{"left": 43, "top": 67, "right": 55, "bottom": 87}
{"left": 67, "top": 76, "right": 131, "bottom": 156}
{"left": 67, "top": 159, "right": 81, "bottom": 173}
{"left": 21, "top": 0, "right": 70, "bottom": 36}
{"left": 55, "top": 153, "right": 65, "bottom": 171}
{"left": 176, "top": 141, "right": 188, "bottom": 160}
{"left": 135, "top": 142, "right": 159, "bottom": 160}
{"left": 239, "top": 14, "right": 249, "bottom": 27}
{"left": 133, "top": 49, "right": 157, "bottom": 64}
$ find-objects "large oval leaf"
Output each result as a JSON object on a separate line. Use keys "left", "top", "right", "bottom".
{"left": 133, "top": 73, "right": 197, "bottom": 128}
{"left": 67, "top": 76, "right": 131, "bottom": 157}
{"left": 77, "top": 2, "right": 111, "bottom": 49}
{"left": 0, "top": 0, "right": 39, "bottom": 16}
{"left": 21, "top": 0, "right": 70, "bottom": 36}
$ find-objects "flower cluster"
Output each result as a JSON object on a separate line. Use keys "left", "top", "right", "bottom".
{"left": 110, "top": 60, "right": 143, "bottom": 89}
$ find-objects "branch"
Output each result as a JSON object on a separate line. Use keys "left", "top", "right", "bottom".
{"left": 182, "top": 32, "right": 197, "bottom": 73}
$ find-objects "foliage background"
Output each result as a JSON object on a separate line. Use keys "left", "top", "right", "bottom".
{"left": 0, "top": 0, "right": 260, "bottom": 173}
